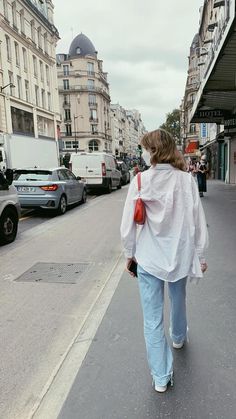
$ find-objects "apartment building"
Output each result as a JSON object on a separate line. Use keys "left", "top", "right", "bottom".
{"left": 57, "top": 33, "right": 112, "bottom": 154}
{"left": 0, "top": 0, "right": 60, "bottom": 149}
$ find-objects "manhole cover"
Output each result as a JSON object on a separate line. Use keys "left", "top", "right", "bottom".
{"left": 15, "top": 262, "right": 90, "bottom": 284}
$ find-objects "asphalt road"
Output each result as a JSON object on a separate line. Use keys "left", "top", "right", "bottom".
{"left": 18, "top": 192, "right": 97, "bottom": 234}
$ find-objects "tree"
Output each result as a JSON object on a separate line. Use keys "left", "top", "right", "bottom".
{"left": 159, "top": 109, "right": 180, "bottom": 142}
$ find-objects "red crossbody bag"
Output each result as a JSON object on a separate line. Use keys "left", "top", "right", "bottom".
{"left": 134, "top": 172, "right": 146, "bottom": 225}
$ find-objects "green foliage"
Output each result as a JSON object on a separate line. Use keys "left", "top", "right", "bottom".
{"left": 159, "top": 109, "right": 180, "bottom": 141}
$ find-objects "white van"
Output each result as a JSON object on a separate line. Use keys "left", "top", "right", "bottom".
{"left": 0, "top": 170, "right": 21, "bottom": 245}
{"left": 69, "top": 152, "right": 122, "bottom": 193}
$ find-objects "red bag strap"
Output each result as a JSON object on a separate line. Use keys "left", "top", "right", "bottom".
{"left": 137, "top": 172, "right": 141, "bottom": 192}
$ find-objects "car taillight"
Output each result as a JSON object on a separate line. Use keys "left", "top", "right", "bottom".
{"left": 40, "top": 184, "right": 58, "bottom": 191}
{"left": 102, "top": 162, "right": 106, "bottom": 176}
{"left": 69, "top": 163, "right": 72, "bottom": 171}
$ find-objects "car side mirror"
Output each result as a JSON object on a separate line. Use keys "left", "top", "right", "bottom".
{"left": 76, "top": 176, "right": 81, "bottom": 181}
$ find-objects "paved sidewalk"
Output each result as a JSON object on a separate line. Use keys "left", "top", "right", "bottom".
{"left": 58, "top": 181, "right": 236, "bottom": 419}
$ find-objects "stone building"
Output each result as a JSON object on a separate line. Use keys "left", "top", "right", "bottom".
{"left": 0, "top": 0, "right": 60, "bottom": 148}
{"left": 56, "top": 33, "right": 112, "bottom": 155}
{"left": 189, "top": 0, "right": 236, "bottom": 183}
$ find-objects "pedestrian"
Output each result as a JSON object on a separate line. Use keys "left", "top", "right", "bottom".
{"left": 120, "top": 129, "right": 208, "bottom": 393}
{"left": 196, "top": 155, "right": 208, "bottom": 197}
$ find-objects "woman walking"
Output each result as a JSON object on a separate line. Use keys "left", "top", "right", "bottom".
{"left": 196, "top": 155, "right": 208, "bottom": 197}
{"left": 120, "top": 129, "right": 208, "bottom": 393}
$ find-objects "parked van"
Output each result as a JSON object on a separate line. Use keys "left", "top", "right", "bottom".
{"left": 69, "top": 153, "right": 122, "bottom": 193}
{"left": 0, "top": 170, "right": 21, "bottom": 245}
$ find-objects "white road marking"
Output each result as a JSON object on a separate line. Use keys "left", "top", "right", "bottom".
{"left": 29, "top": 252, "right": 125, "bottom": 419}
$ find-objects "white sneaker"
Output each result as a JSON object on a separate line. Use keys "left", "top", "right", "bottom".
{"left": 173, "top": 341, "right": 184, "bottom": 349}
{"left": 155, "top": 384, "right": 167, "bottom": 393}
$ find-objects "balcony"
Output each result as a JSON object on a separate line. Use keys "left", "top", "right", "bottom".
{"left": 64, "top": 117, "right": 72, "bottom": 122}
{"left": 88, "top": 102, "right": 98, "bottom": 108}
{"left": 89, "top": 117, "right": 99, "bottom": 123}
{"left": 63, "top": 101, "right": 71, "bottom": 108}
{"left": 58, "top": 85, "right": 110, "bottom": 100}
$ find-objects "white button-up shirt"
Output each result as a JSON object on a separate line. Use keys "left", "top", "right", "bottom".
{"left": 120, "top": 164, "right": 209, "bottom": 282}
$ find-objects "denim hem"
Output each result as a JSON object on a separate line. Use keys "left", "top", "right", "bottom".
{"left": 152, "top": 371, "right": 174, "bottom": 387}
{"left": 169, "top": 327, "right": 188, "bottom": 344}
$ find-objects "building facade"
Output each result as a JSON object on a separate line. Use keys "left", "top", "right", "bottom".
{"left": 0, "top": 0, "right": 60, "bottom": 152}
{"left": 189, "top": 0, "right": 236, "bottom": 183}
{"left": 57, "top": 33, "right": 112, "bottom": 155}
{"left": 110, "top": 104, "right": 146, "bottom": 160}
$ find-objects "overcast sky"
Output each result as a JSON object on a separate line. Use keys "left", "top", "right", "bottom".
{"left": 54, "top": 0, "right": 203, "bottom": 130}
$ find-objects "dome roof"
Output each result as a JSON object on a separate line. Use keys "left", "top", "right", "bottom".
{"left": 69, "top": 33, "right": 97, "bottom": 58}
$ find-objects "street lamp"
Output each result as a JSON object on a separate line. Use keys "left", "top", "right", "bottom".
{"left": 0, "top": 83, "right": 15, "bottom": 92}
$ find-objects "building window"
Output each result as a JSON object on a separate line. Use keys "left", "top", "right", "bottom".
{"left": 3, "top": 0, "right": 8, "bottom": 20}
{"left": 45, "top": 65, "right": 50, "bottom": 85}
{"left": 63, "top": 95, "right": 70, "bottom": 105}
{"left": 12, "top": 2, "right": 17, "bottom": 30}
{"left": 35, "top": 85, "right": 39, "bottom": 106}
{"left": 40, "top": 61, "right": 44, "bottom": 81}
{"left": 11, "top": 106, "right": 34, "bottom": 136}
{"left": 91, "top": 124, "right": 98, "bottom": 134}
{"left": 37, "top": 116, "right": 54, "bottom": 138}
{"left": 64, "top": 109, "right": 71, "bottom": 121}
{"left": 15, "top": 42, "right": 20, "bottom": 66}
{"left": 88, "top": 94, "right": 96, "bottom": 105}
{"left": 44, "top": 33, "right": 48, "bottom": 54}
{"left": 76, "top": 47, "right": 81, "bottom": 54}
{"left": 8, "top": 71, "right": 14, "bottom": 95}
{"left": 89, "top": 140, "right": 99, "bottom": 151}
{"left": 64, "top": 141, "right": 79, "bottom": 149}
{"left": 33, "top": 56, "right": 37, "bottom": 77}
{"left": 87, "top": 62, "right": 94, "bottom": 76}
{"left": 87, "top": 79, "right": 95, "bottom": 90}
{"left": 190, "top": 124, "right": 196, "bottom": 134}
{"left": 47, "top": 92, "right": 51, "bottom": 111}
{"left": 5, "top": 35, "right": 11, "bottom": 61}
{"left": 37, "top": 27, "right": 42, "bottom": 49}
{"left": 65, "top": 124, "right": 72, "bottom": 136}
{"left": 41, "top": 89, "right": 45, "bottom": 108}
{"left": 63, "top": 65, "right": 69, "bottom": 76}
{"left": 31, "top": 20, "right": 35, "bottom": 43}
{"left": 17, "top": 76, "right": 22, "bottom": 99}
{"left": 63, "top": 79, "right": 69, "bottom": 90}
{"left": 25, "top": 80, "right": 29, "bottom": 102}
{"left": 22, "top": 48, "right": 27, "bottom": 71}
{"left": 90, "top": 109, "right": 97, "bottom": 121}
{"left": 20, "top": 9, "right": 25, "bottom": 34}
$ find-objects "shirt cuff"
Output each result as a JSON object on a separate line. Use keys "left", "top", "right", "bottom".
{"left": 123, "top": 249, "right": 135, "bottom": 258}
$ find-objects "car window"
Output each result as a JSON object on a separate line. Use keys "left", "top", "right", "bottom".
{"left": 57, "top": 169, "right": 69, "bottom": 181}
{"left": 66, "top": 170, "right": 77, "bottom": 180}
{"left": 13, "top": 170, "right": 52, "bottom": 181}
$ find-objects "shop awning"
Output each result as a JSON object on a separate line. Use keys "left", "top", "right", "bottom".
{"left": 185, "top": 141, "right": 199, "bottom": 154}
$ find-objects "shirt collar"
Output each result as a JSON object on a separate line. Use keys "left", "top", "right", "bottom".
{"left": 151, "top": 164, "right": 174, "bottom": 170}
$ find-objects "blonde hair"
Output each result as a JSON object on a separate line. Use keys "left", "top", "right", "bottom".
{"left": 141, "top": 128, "right": 186, "bottom": 172}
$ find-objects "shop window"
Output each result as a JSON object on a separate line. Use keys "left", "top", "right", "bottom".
{"left": 11, "top": 106, "right": 34, "bottom": 136}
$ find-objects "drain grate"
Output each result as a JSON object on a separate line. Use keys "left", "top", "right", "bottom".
{"left": 15, "top": 262, "right": 90, "bottom": 284}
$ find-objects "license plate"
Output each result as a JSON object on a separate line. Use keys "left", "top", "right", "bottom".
{"left": 17, "top": 186, "right": 36, "bottom": 192}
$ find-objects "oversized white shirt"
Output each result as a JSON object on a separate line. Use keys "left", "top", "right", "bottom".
{"left": 120, "top": 164, "right": 209, "bottom": 282}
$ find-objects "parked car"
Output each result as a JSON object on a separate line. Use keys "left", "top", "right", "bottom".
{"left": 117, "top": 161, "right": 130, "bottom": 185}
{"left": 69, "top": 152, "right": 122, "bottom": 193}
{"left": 13, "top": 167, "right": 87, "bottom": 215}
{"left": 0, "top": 169, "right": 21, "bottom": 245}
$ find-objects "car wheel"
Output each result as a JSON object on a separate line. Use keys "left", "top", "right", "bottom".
{"left": 57, "top": 195, "right": 67, "bottom": 215}
{"left": 0, "top": 207, "right": 18, "bottom": 245}
{"left": 81, "top": 189, "right": 87, "bottom": 204}
{"left": 106, "top": 181, "right": 112, "bottom": 194}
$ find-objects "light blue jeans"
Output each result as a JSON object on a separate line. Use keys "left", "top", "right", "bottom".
{"left": 137, "top": 265, "right": 188, "bottom": 387}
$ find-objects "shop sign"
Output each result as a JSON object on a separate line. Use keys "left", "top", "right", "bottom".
{"left": 224, "top": 118, "right": 236, "bottom": 135}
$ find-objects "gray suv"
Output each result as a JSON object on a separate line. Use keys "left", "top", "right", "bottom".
{"left": 0, "top": 170, "right": 21, "bottom": 245}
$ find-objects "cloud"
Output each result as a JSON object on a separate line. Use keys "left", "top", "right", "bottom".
{"left": 54, "top": 0, "right": 203, "bottom": 130}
